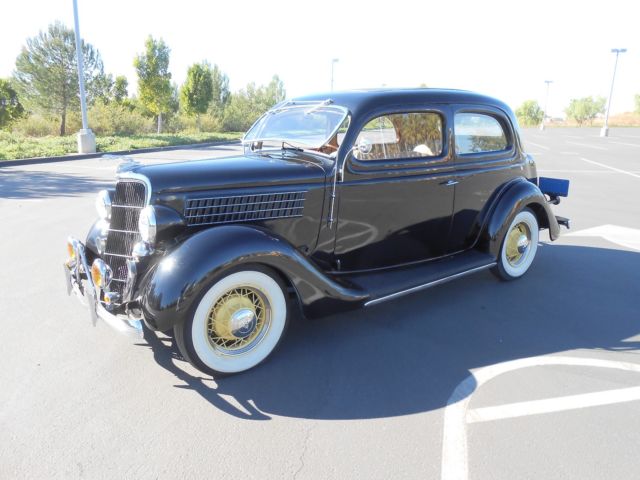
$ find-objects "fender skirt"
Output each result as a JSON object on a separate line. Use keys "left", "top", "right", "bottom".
{"left": 485, "top": 178, "right": 560, "bottom": 258}
{"left": 137, "top": 225, "right": 368, "bottom": 331}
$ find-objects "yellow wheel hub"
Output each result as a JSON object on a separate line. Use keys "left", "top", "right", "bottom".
{"left": 505, "top": 222, "right": 531, "bottom": 266}
{"left": 206, "top": 287, "right": 268, "bottom": 352}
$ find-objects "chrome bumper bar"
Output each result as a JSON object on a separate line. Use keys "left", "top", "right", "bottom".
{"left": 64, "top": 237, "right": 143, "bottom": 338}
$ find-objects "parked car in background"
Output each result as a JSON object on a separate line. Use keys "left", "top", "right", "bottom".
{"left": 64, "top": 89, "right": 570, "bottom": 375}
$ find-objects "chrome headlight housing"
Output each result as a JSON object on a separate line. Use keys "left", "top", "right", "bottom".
{"left": 138, "top": 205, "right": 157, "bottom": 244}
{"left": 95, "top": 190, "right": 112, "bottom": 220}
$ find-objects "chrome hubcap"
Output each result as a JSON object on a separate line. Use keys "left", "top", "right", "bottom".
{"left": 230, "top": 308, "right": 257, "bottom": 339}
{"left": 506, "top": 222, "right": 531, "bottom": 267}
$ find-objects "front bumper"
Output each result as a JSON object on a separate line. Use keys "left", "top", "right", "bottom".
{"left": 64, "top": 237, "right": 143, "bottom": 338}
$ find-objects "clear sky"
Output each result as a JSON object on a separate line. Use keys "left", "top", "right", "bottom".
{"left": 1, "top": 0, "right": 638, "bottom": 117}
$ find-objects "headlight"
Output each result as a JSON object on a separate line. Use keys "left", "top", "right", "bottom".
{"left": 138, "top": 205, "right": 157, "bottom": 244}
{"left": 91, "top": 259, "right": 112, "bottom": 288}
{"left": 95, "top": 190, "right": 111, "bottom": 220}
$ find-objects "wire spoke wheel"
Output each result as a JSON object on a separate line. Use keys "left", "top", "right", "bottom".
{"left": 505, "top": 222, "right": 531, "bottom": 267}
{"left": 206, "top": 287, "right": 271, "bottom": 355}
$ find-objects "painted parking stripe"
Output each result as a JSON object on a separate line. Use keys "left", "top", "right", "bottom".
{"left": 441, "top": 356, "right": 640, "bottom": 480}
{"left": 524, "top": 141, "right": 550, "bottom": 150}
{"left": 566, "top": 141, "right": 607, "bottom": 150}
{"left": 567, "top": 224, "right": 640, "bottom": 251}
{"left": 580, "top": 157, "right": 640, "bottom": 179}
{"left": 610, "top": 141, "right": 640, "bottom": 148}
{"left": 467, "top": 386, "right": 640, "bottom": 423}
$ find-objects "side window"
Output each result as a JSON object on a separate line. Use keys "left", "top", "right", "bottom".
{"left": 454, "top": 113, "right": 508, "bottom": 154}
{"left": 353, "top": 112, "right": 443, "bottom": 161}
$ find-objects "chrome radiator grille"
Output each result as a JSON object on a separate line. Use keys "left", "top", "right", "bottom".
{"left": 184, "top": 191, "right": 306, "bottom": 226}
{"left": 104, "top": 180, "right": 146, "bottom": 294}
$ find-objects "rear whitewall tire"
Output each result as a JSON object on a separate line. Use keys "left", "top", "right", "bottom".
{"left": 493, "top": 209, "right": 539, "bottom": 281}
{"left": 175, "top": 268, "right": 289, "bottom": 375}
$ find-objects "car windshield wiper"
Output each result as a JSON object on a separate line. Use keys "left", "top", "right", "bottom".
{"left": 281, "top": 141, "right": 304, "bottom": 152}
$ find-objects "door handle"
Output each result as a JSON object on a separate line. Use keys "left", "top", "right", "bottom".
{"left": 442, "top": 179, "right": 459, "bottom": 186}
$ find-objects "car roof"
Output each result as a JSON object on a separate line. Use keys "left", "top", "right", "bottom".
{"left": 291, "top": 88, "right": 513, "bottom": 118}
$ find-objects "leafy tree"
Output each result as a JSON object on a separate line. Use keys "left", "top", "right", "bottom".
{"left": 134, "top": 36, "right": 172, "bottom": 133}
{"left": 13, "top": 21, "right": 105, "bottom": 135}
{"left": 210, "top": 65, "right": 230, "bottom": 115}
{"left": 180, "top": 62, "right": 213, "bottom": 127}
{"left": 221, "top": 75, "right": 286, "bottom": 132}
{"left": 565, "top": 96, "right": 606, "bottom": 126}
{"left": 0, "top": 79, "right": 24, "bottom": 128}
{"left": 635, "top": 94, "right": 640, "bottom": 114}
{"left": 516, "top": 100, "right": 544, "bottom": 127}
{"left": 113, "top": 75, "right": 128, "bottom": 103}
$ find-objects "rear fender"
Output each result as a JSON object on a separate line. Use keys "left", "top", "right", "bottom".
{"left": 138, "top": 225, "right": 367, "bottom": 331}
{"left": 482, "top": 177, "right": 559, "bottom": 258}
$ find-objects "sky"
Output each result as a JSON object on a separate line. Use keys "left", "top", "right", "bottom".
{"left": 1, "top": 0, "right": 638, "bottom": 118}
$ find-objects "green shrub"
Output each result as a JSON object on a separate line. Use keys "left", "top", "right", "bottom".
{"left": 11, "top": 114, "right": 59, "bottom": 136}
{"left": 88, "top": 101, "right": 155, "bottom": 135}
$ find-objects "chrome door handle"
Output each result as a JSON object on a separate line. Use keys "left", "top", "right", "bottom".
{"left": 442, "top": 179, "right": 459, "bottom": 186}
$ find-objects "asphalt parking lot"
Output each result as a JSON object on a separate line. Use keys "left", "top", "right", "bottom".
{"left": 1, "top": 128, "right": 639, "bottom": 479}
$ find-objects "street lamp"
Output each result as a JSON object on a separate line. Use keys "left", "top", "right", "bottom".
{"left": 72, "top": 0, "right": 95, "bottom": 153}
{"left": 539, "top": 80, "right": 553, "bottom": 131}
{"left": 600, "top": 48, "right": 627, "bottom": 137}
{"left": 330, "top": 58, "right": 339, "bottom": 91}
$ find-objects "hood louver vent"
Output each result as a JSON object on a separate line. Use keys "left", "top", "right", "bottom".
{"left": 184, "top": 191, "right": 306, "bottom": 226}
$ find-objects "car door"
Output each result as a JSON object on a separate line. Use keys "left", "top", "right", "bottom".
{"left": 333, "top": 107, "right": 456, "bottom": 271}
{"left": 447, "top": 106, "right": 524, "bottom": 253}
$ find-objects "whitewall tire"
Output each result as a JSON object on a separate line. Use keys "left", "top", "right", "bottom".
{"left": 493, "top": 208, "right": 539, "bottom": 281}
{"left": 174, "top": 267, "right": 289, "bottom": 375}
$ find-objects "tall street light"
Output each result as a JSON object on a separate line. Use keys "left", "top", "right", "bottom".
{"left": 539, "top": 80, "right": 553, "bottom": 131}
{"left": 72, "top": 0, "right": 96, "bottom": 153}
{"left": 330, "top": 58, "right": 339, "bottom": 91}
{"left": 601, "top": 48, "right": 627, "bottom": 137}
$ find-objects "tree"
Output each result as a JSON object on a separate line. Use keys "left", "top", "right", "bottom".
{"left": 221, "top": 75, "right": 286, "bottom": 132}
{"left": 180, "top": 62, "right": 213, "bottom": 127}
{"left": 134, "top": 36, "right": 172, "bottom": 133}
{"left": 0, "top": 79, "right": 24, "bottom": 128}
{"left": 112, "top": 75, "right": 128, "bottom": 103}
{"left": 210, "top": 65, "right": 230, "bottom": 115}
{"left": 515, "top": 100, "right": 544, "bottom": 127}
{"left": 565, "top": 96, "right": 606, "bottom": 126}
{"left": 13, "top": 21, "right": 105, "bottom": 135}
{"left": 635, "top": 94, "right": 640, "bottom": 114}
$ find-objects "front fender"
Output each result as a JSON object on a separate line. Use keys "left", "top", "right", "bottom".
{"left": 484, "top": 178, "right": 560, "bottom": 258}
{"left": 138, "top": 225, "right": 368, "bottom": 331}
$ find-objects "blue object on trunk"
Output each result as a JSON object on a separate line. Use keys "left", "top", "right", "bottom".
{"left": 539, "top": 177, "right": 569, "bottom": 197}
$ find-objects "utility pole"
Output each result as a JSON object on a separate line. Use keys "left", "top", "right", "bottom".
{"left": 601, "top": 48, "right": 627, "bottom": 137}
{"left": 540, "top": 80, "right": 553, "bottom": 131}
{"left": 330, "top": 58, "right": 339, "bottom": 91}
{"left": 72, "top": 0, "right": 96, "bottom": 153}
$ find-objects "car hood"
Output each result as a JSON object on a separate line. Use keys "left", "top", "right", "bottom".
{"left": 127, "top": 152, "right": 329, "bottom": 195}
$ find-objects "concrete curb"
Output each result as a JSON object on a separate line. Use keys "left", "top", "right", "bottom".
{"left": 0, "top": 139, "right": 241, "bottom": 168}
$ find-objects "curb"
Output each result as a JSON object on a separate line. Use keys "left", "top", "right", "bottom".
{"left": 0, "top": 139, "right": 242, "bottom": 168}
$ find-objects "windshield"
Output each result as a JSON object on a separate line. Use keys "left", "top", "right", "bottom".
{"left": 243, "top": 102, "right": 349, "bottom": 150}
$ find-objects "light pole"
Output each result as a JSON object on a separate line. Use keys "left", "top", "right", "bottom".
{"left": 330, "top": 58, "right": 339, "bottom": 91}
{"left": 600, "top": 48, "right": 627, "bottom": 137}
{"left": 72, "top": 0, "right": 95, "bottom": 153}
{"left": 539, "top": 80, "right": 553, "bottom": 131}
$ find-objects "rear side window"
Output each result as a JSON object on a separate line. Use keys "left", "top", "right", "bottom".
{"left": 353, "top": 112, "right": 443, "bottom": 161}
{"left": 455, "top": 113, "right": 507, "bottom": 154}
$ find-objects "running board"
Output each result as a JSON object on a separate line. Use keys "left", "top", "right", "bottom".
{"left": 364, "top": 262, "right": 496, "bottom": 307}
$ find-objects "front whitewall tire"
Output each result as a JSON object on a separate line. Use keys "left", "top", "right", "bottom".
{"left": 186, "top": 270, "right": 288, "bottom": 375}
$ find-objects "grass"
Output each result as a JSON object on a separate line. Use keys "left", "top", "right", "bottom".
{"left": 0, "top": 131, "right": 242, "bottom": 161}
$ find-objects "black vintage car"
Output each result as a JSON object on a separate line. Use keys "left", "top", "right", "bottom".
{"left": 64, "top": 89, "right": 569, "bottom": 375}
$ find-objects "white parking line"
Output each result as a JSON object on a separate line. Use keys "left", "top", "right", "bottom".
{"left": 524, "top": 141, "right": 550, "bottom": 150}
{"left": 566, "top": 141, "right": 607, "bottom": 150}
{"left": 441, "top": 356, "right": 640, "bottom": 480}
{"left": 559, "top": 151, "right": 579, "bottom": 155}
{"left": 467, "top": 386, "right": 640, "bottom": 423}
{"left": 610, "top": 141, "right": 640, "bottom": 148}
{"left": 580, "top": 157, "right": 640, "bottom": 179}
{"left": 567, "top": 224, "right": 640, "bottom": 251}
